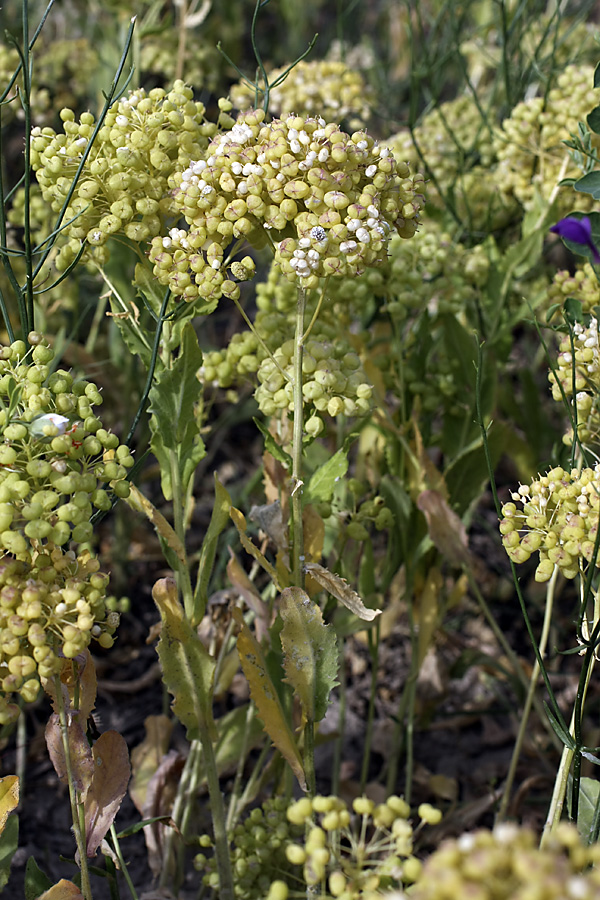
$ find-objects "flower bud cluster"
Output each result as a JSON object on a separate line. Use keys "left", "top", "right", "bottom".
{"left": 31, "top": 81, "right": 220, "bottom": 269}
{"left": 31, "top": 38, "right": 100, "bottom": 126}
{"left": 151, "top": 109, "right": 425, "bottom": 304}
{"left": 195, "top": 796, "right": 304, "bottom": 899}
{"left": 548, "top": 317, "right": 600, "bottom": 447}
{"left": 231, "top": 60, "right": 373, "bottom": 129}
{"left": 546, "top": 264, "right": 600, "bottom": 319}
{"left": 6, "top": 185, "right": 81, "bottom": 317}
{"left": 403, "top": 822, "right": 600, "bottom": 900}
{"left": 283, "top": 793, "right": 432, "bottom": 898}
{"left": 494, "top": 65, "right": 600, "bottom": 213}
{"left": 0, "top": 45, "right": 23, "bottom": 124}
{"left": 345, "top": 491, "right": 395, "bottom": 541}
{"left": 0, "top": 546, "right": 118, "bottom": 725}
{"left": 255, "top": 337, "right": 372, "bottom": 428}
{"left": 499, "top": 465, "right": 600, "bottom": 581}
{"left": 140, "top": 37, "right": 222, "bottom": 94}
{"left": 385, "top": 97, "right": 496, "bottom": 216}
{"left": 0, "top": 336, "right": 132, "bottom": 559}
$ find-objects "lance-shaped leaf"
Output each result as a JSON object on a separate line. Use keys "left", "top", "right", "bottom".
{"left": 84, "top": 731, "right": 131, "bottom": 858}
{"left": 193, "top": 475, "right": 232, "bottom": 625}
{"left": 304, "top": 562, "right": 381, "bottom": 621}
{"left": 149, "top": 322, "right": 206, "bottom": 502}
{"left": 129, "top": 715, "right": 174, "bottom": 815}
{"left": 231, "top": 506, "right": 284, "bottom": 590}
{"left": 279, "top": 587, "right": 338, "bottom": 723}
{"left": 152, "top": 577, "right": 217, "bottom": 740}
{"left": 126, "top": 484, "right": 186, "bottom": 568}
{"left": 0, "top": 777, "right": 18, "bottom": 836}
{"left": 232, "top": 608, "right": 306, "bottom": 790}
{"left": 416, "top": 490, "right": 472, "bottom": 567}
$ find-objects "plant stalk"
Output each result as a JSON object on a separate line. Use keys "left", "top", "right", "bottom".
{"left": 53, "top": 679, "right": 93, "bottom": 900}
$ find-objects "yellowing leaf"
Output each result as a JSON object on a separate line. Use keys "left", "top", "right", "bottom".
{"left": 153, "top": 577, "right": 217, "bottom": 740}
{"left": 0, "top": 776, "right": 18, "bottom": 835}
{"left": 416, "top": 490, "right": 471, "bottom": 567}
{"left": 279, "top": 587, "right": 338, "bottom": 723}
{"left": 415, "top": 567, "right": 443, "bottom": 668}
{"left": 38, "top": 880, "right": 85, "bottom": 900}
{"left": 126, "top": 484, "right": 187, "bottom": 567}
{"left": 304, "top": 563, "right": 381, "bottom": 621}
{"left": 231, "top": 506, "right": 284, "bottom": 590}
{"left": 233, "top": 608, "right": 306, "bottom": 790}
{"left": 129, "top": 715, "right": 174, "bottom": 815}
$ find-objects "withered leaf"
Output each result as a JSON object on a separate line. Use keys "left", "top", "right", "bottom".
{"left": 303, "top": 563, "right": 381, "bottom": 621}
{"left": 45, "top": 714, "right": 94, "bottom": 795}
{"left": 84, "top": 731, "right": 131, "bottom": 857}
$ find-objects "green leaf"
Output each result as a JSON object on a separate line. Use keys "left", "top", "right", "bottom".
{"left": 254, "top": 418, "right": 292, "bottom": 469}
{"left": 444, "top": 422, "right": 510, "bottom": 517}
{"left": 149, "top": 322, "right": 206, "bottom": 501}
{"left": 0, "top": 813, "right": 18, "bottom": 892}
{"left": 594, "top": 61, "right": 600, "bottom": 89}
{"left": 193, "top": 476, "right": 233, "bottom": 625}
{"left": 279, "top": 586, "right": 339, "bottom": 723}
{"left": 574, "top": 172, "right": 600, "bottom": 200}
{"left": 152, "top": 577, "right": 216, "bottom": 741}
{"left": 544, "top": 701, "right": 575, "bottom": 751}
{"left": 306, "top": 442, "right": 351, "bottom": 503}
{"left": 567, "top": 775, "right": 600, "bottom": 843}
{"left": 25, "top": 856, "right": 53, "bottom": 900}
{"left": 587, "top": 107, "right": 600, "bottom": 135}
{"left": 233, "top": 608, "right": 306, "bottom": 790}
{"left": 106, "top": 290, "right": 153, "bottom": 370}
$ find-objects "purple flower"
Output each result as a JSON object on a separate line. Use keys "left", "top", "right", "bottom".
{"left": 550, "top": 216, "right": 600, "bottom": 264}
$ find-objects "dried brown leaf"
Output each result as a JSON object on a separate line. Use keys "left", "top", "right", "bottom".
{"left": 84, "top": 731, "right": 131, "bottom": 857}
{"left": 303, "top": 563, "right": 381, "bottom": 621}
{"left": 45, "top": 713, "right": 94, "bottom": 795}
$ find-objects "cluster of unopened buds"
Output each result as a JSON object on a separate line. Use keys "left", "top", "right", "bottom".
{"left": 0, "top": 546, "right": 118, "bottom": 725}
{"left": 500, "top": 465, "right": 600, "bottom": 581}
{"left": 494, "top": 64, "right": 600, "bottom": 212}
{"left": 196, "top": 794, "right": 438, "bottom": 900}
{"left": 548, "top": 316, "right": 600, "bottom": 447}
{"left": 400, "top": 822, "right": 600, "bottom": 900}
{"left": 546, "top": 263, "right": 600, "bottom": 320}
{"left": 0, "top": 334, "right": 132, "bottom": 559}
{"left": 151, "top": 109, "right": 425, "bottom": 306}
{"left": 30, "top": 81, "right": 222, "bottom": 268}
{"left": 282, "top": 794, "right": 439, "bottom": 899}
{"left": 230, "top": 59, "right": 373, "bottom": 129}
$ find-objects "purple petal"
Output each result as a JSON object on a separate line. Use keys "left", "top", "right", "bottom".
{"left": 550, "top": 216, "right": 593, "bottom": 243}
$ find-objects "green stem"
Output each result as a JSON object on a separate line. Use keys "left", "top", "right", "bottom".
{"left": 360, "top": 622, "right": 380, "bottom": 792}
{"left": 496, "top": 566, "right": 557, "bottom": 823}
{"left": 198, "top": 723, "right": 235, "bottom": 900}
{"left": 109, "top": 824, "right": 139, "bottom": 900}
{"left": 291, "top": 286, "right": 307, "bottom": 589}
{"left": 53, "top": 678, "right": 93, "bottom": 900}
{"left": 304, "top": 718, "right": 316, "bottom": 797}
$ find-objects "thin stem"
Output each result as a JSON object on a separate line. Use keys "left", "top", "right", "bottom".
{"left": 304, "top": 718, "right": 316, "bottom": 797}
{"left": 53, "top": 678, "right": 93, "bottom": 900}
{"left": 198, "top": 723, "right": 235, "bottom": 900}
{"left": 291, "top": 286, "right": 307, "bottom": 589}
{"left": 496, "top": 566, "right": 557, "bottom": 823}
{"left": 360, "top": 622, "right": 380, "bottom": 792}
{"left": 109, "top": 824, "right": 139, "bottom": 899}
